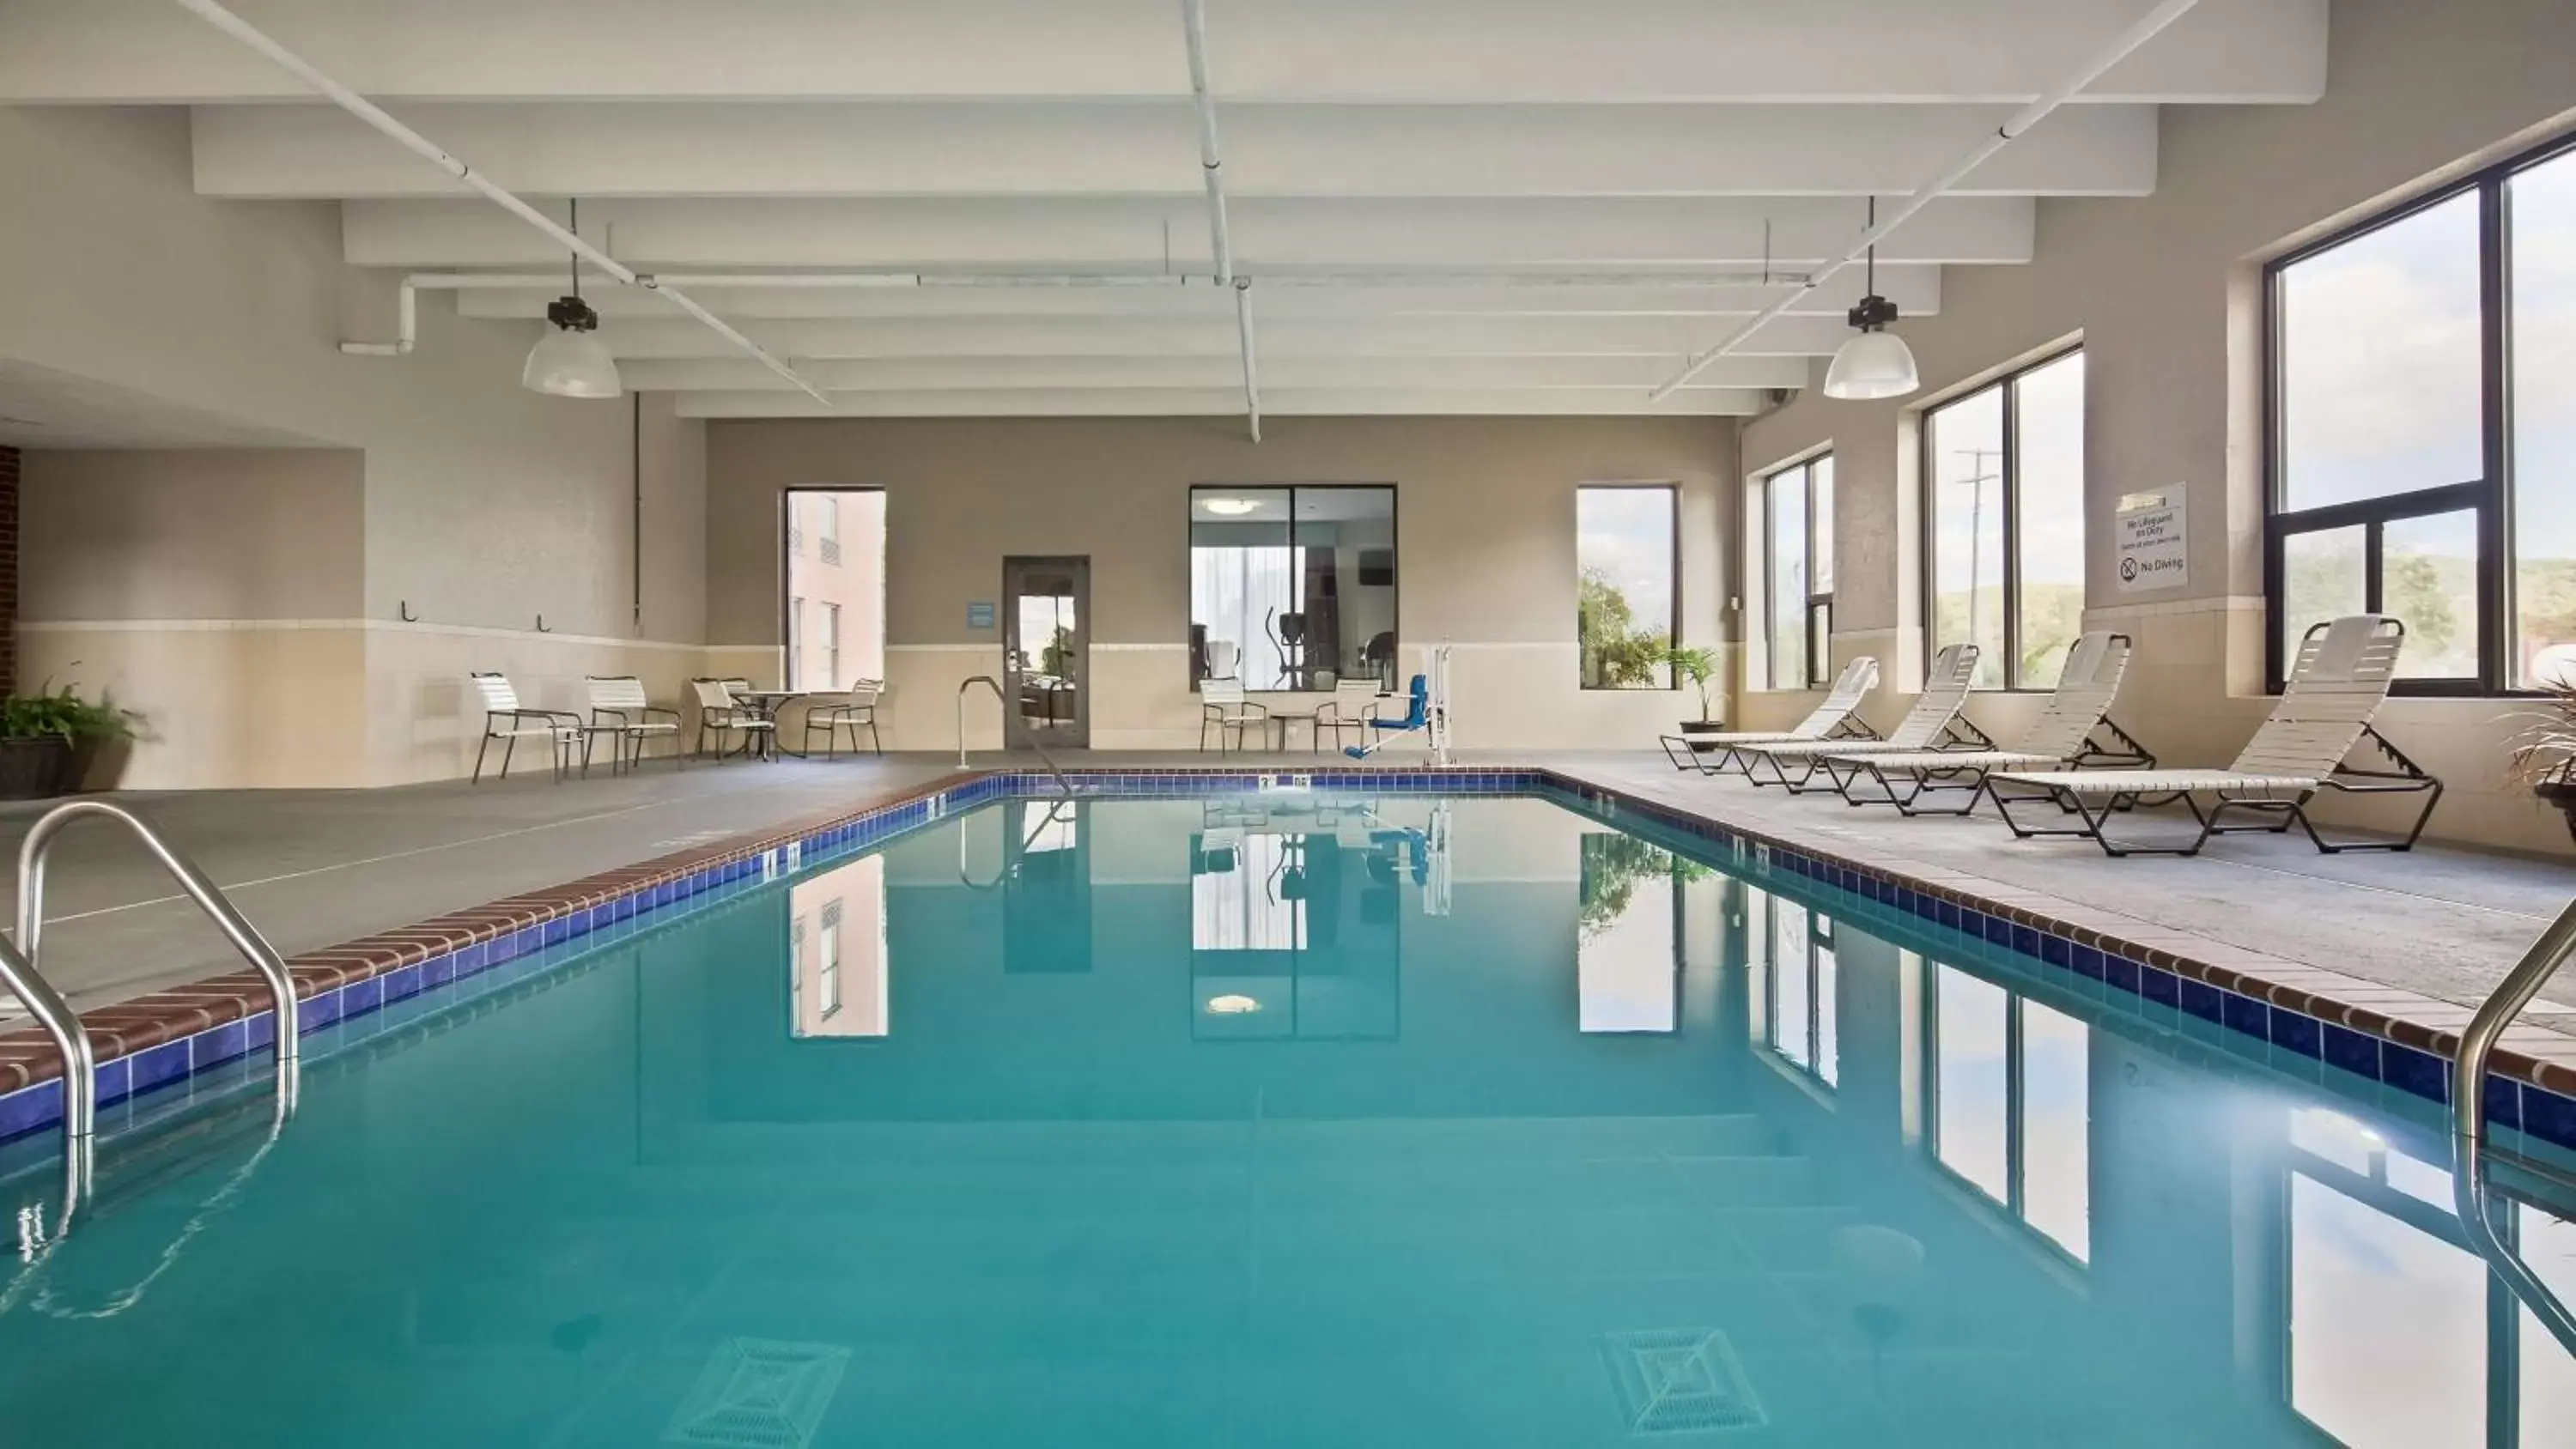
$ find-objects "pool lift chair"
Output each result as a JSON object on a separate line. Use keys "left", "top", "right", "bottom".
{"left": 1343, "top": 644, "right": 1453, "bottom": 764}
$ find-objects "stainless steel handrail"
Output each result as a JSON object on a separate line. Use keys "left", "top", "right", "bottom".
{"left": 2455, "top": 897, "right": 2576, "bottom": 1143}
{"left": 0, "top": 931, "right": 94, "bottom": 1232}
{"left": 2452, "top": 1145, "right": 2576, "bottom": 1361}
{"left": 956, "top": 675, "right": 1076, "bottom": 798}
{"left": 14, "top": 803, "right": 301, "bottom": 1156}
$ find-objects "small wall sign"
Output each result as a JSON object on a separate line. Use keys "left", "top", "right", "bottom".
{"left": 966, "top": 601, "right": 996, "bottom": 629}
{"left": 2115, "top": 491, "right": 2187, "bottom": 594}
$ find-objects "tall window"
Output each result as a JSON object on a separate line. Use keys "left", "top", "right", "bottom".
{"left": 1924, "top": 961, "right": 2090, "bottom": 1262}
{"left": 1745, "top": 888, "right": 1836, "bottom": 1088}
{"left": 1925, "top": 349, "right": 2087, "bottom": 689}
{"left": 784, "top": 488, "right": 886, "bottom": 691}
{"left": 1188, "top": 486, "right": 1397, "bottom": 692}
{"left": 2268, "top": 132, "right": 2576, "bottom": 693}
{"left": 813, "top": 494, "right": 841, "bottom": 567}
{"left": 1761, "top": 456, "right": 1834, "bottom": 688}
{"left": 822, "top": 602, "right": 842, "bottom": 690}
{"left": 1577, "top": 485, "right": 1677, "bottom": 689}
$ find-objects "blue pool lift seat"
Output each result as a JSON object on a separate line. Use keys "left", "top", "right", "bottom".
{"left": 1344, "top": 675, "right": 1430, "bottom": 758}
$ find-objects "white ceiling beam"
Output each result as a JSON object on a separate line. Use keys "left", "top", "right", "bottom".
{"left": 672, "top": 387, "right": 1765, "bottom": 419}
{"left": 194, "top": 101, "right": 2157, "bottom": 199}
{"left": 0, "top": 0, "right": 2327, "bottom": 105}
{"left": 617, "top": 354, "right": 1814, "bottom": 392}
{"left": 342, "top": 196, "right": 2032, "bottom": 270}
{"left": 590, "top": 313, "right": 1860, "bottom": 360}
{"left": 445, "top": 270, "right": 1941, "bottom": 320}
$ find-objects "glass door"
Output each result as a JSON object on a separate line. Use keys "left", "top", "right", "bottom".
{"left": 1003, "top": 556, "right": 1089, "bottom": 749}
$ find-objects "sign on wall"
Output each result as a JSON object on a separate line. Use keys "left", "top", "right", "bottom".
{"left": 966, "top": 601, "right": 996, "bottom": 629}
{"left": 2115, "top": 492, "right": 2188, "bottom": 594}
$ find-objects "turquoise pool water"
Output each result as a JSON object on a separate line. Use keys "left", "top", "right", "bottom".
{"left": 3, "top": 792, "right": 2573, "bottom": 1446}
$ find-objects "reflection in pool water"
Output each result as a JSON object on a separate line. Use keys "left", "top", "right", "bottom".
{"left": 2, "top": 794, "right": 2572, "bottom": 1447}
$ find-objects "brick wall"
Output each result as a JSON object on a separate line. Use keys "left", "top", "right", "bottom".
{"left": 0, "top": 445, "right": 16, "bottom": 694}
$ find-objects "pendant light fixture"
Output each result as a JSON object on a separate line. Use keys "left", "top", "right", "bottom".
{"left": 522, "top": 198, "right": 623, "bottom": 399}
{"left": 1822, "top": 197, "right": 1920, "bottom": 402}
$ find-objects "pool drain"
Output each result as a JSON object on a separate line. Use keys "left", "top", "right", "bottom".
{"left": 663, "top": 1337, "right": 850, "bottom": 1449}
{"left": 1600, "top": 1328, "right": 1766, "bottom": 1435}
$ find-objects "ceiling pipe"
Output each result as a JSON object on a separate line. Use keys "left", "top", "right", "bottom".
{"left": 1181, "top": 0, "right": 1259, "bottom": 442}
{"left": 1647, "top": 0, "right": 2205, "bottom": 403}
{"left": 167, "top": 0, "right": 833, "bottom": 406}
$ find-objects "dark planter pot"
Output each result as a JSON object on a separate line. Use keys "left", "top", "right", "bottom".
{"left": 2540, "top": 779, "right": 2576, "bottom": 846}
{"left": 1676, "top": 718, "right": 1726, "bottom": 735}
{"left": 0, "top": 736, "right": 74, "bottom": 801}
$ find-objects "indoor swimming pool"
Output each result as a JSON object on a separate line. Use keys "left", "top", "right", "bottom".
{"left": 3, "top": 789, "right": 2573, "bottom": 1447}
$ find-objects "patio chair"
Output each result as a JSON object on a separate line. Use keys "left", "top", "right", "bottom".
{"left": 470, "top": 672, "right": 582, "bottom": 784}
{"left": 584, "top": 676, "right": 684, "bottom": 774}
{"left": 803, "top": 680, "right": 884, "bottom": 758}
{"left": 1981, "top": 614, "right": 2441, "bottom": 857}
{"left": 1315, "top": 678, "right": 1385, "bottom": 753}
{"left": 1200, "top": 679, "right": 1270, "bottom": 753}
{"left": 1736, "top": 644, "right": 1989, "bottom": 793}
{"left": 1811, "top": 633, "right": 2151, "bottom": 813}
{"left": 1661, "top": 658, "right": 1880, "bottom": 775}
{"left": 690, "top": 677, "right": 776, "bottom": 761}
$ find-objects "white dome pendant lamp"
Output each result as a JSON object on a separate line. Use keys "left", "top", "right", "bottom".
{"left": 1823, "top": 197, "right": 1920, "bottom": 402}
{"left": 522, "top": 198, "right": 623, "bottom": 399}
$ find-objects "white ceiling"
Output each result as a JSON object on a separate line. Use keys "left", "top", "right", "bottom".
{"left": 0, "top": 0, "right": 2330, "bottom": 421}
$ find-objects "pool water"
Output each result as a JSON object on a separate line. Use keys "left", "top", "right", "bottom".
{"left": 3, "top": 792, "right": 2573, "bottom": 1446}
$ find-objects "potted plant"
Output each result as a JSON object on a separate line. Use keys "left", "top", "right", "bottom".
{"left": 1664, "top": 644, "right": 1722, "bottom": 734}
{"left": 0, "top": 679, "right": 142, "bottom": 800}
{"left": 2506, "top": 676, "right": 2576, "bottom": 845}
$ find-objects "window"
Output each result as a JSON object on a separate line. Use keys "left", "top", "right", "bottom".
{"left": 812, "top": 494, "right": 841, "bottom": 567}
{"left": 817, "top": 907, "right": 842, "bottom": 1020}
{"left": 2268, "top": 132, "right": 2576, "bottom": 692}
{"left": 1745, "top": 888, "right": 1836, "bottom": 1088}
{"left": 1925, "top": 349, "right": 2087, "bottom": 690}
{"left": 787, "top": 595, "right": 805, "bottom": 683}
{"left": 1577, "top": 485, "right": 1677, "bottom": 689}
{"left": 1761, "top": 456, "right": 1834, "bottom": 688}
{"left": 784, "top": 488, "right": 886, "bottom": 692}
{"left": 1577, "top": 833, "right": 1682, "bottom": 1034}
{"left": 820, "top": 602, "right": 841, "bottom": 691}
{"left": 1924, "top": 961, "right": 2090, "bottom": 1261}
{"left": 1189, "top": 486, "right": 1396, "bottom": 692}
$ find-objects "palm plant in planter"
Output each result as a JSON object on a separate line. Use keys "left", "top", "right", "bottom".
{"left": 2506, "top": 676, "right": 2576, "bottom": 845}
{"left": 0, "top": 679, "right": 141, "bottom": 800}
{"left": 1664, "top": 645, "right": 1722, "bottom": 734}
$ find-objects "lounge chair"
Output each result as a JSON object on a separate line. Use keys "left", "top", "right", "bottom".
{"left": 585, "top": 675, "right": 684, "bottom": 774}
{"left": 1660, "top": 657, "right": 1881, "bottom": 775}
{"left": 1981, "top": 615, "right": 2442, "bottom": 857}
{"left": 1200, "top": 679, "right": 1269, "bottom": 753}
{"left": 1811, "top": 632, "right": 2151, "bottom": 812}
{"left": 690, "top": 677, "right": 777, "bottom": 761}
{"left": 470, "top": 672, "right": 582, "bottom": 784}
{"left": 1735, "top": 644, "right": 1989, "bottom": 793}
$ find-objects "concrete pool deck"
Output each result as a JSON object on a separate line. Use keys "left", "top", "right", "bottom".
{"left": 2, "top": 747, "right": 2571, "bottom": 1040}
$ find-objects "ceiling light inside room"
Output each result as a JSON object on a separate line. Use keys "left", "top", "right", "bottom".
{"left": 523, "top": 198, "right": 623, "bottom": 399}
{"left": 1200, "top": 497, "right": 1261, "bottom": 517}
{"left": 1823, "top": 197, "right": 1919, "bottom": 402}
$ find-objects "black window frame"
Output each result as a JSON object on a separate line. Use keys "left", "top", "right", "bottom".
{"left": 1185, "top": 482, "right": 1400, "bottom": 694}
{"left": 1759, "top": 454, "right": 1835, "bottom": 690}
{"left": 1575, "top": 482, "right": 1680, "bottom": 692}
{"left": 2263, "top": 126, "right": 2576, "bottom": 696}
{"left": 1919, "top": 345, "right": 2086, "bottom": 692}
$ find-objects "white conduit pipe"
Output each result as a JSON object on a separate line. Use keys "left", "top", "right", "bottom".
{"left": 1181, "top": 0, "right": 1260, "bottom": 442}
{"left": 169, "top": 0, "right": 833, "bottom": 407}
{"left": 1648, "top": 0, "right": 2205, "bottom": 402}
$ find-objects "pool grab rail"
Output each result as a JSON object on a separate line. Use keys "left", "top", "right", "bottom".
{"left": 2455, "top": 894, "right": 2576, "bottom": 1144}
{"left": 2451, "top": 1146, "right": 2576, "bottom": 1361}
{"left": 957, "top": 676, "right": 1077, "bottom": 799}
{"left": 3, "top": 801, "right": 301, "bottom": 1234}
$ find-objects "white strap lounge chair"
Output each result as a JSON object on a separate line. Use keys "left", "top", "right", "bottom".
{"left": 1812, "top": 632, "right": 2151, "bottom": 813}
{"left": 470, "top": 672, "right": 582, "bottom": 784}
{"left": 690, "top": 677, "right": 777, "bottom": 761}
{"left": 1200, "top": 679, "right": 1271, "bottom": 753}
{"left": 1738, "top": 643, "right": 1989, "bottom": 792}
{"left": 1661, "top": 657, "right": 1882, "bottom": 775}
{"left": 585, "top": 675, "right": 684, "bottom": 774}
{"left": 1983, "top": 615, "right": 2443, "bottom": 857}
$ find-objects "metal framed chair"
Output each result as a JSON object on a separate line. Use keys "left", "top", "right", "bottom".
{"left": 1661, "top": 657, "right": 1881, "bottom": 773}
{"left": 585, "top": 675, "right": 684, "bottom": 773}
{"left": 1735, "top": 643, "right": 1990, "bottom": 793}
{"left": 470, "top": 672, "right": 582, "bottom": 784}
{"left": 1812, "top": 633, "right": 2150, "bottom": 813}
{"left": 690, "top": 677, "right": 776, "bottom": 761}
{"left": 803, "top": 681, "right": 885, "bottom": 758}
{"left": 1314, "top": 679, "right": 1385, "bottom": 753}
{"left": 1200, "top": 679, "right": 1270, "bottom": 753}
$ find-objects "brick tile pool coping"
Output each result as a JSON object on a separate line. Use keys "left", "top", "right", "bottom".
{"left": 3, "top": 763, "right": 2572, "bottom": 1151}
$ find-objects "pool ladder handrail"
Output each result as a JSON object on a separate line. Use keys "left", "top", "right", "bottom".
{"left": 2452, "top": 1146, "right": 2576, "bottom": 1361}
{"left": 3, "top": 801, "right": 301, "bottom": 1232}
{"left": 2455, "top": 894, "right": 2576, "bottom": 1144}
{"left": 956, "top": 675, "right": 1077, "bottom": 799}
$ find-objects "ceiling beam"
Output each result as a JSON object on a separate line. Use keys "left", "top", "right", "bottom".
{"left": 589, "top": 313, "right": 1862, "bottom": 360}
{"left": 341, "top": 196, "right": 2032, "bottom": 270}
{"left": 671, "top": 386, "right": 1765, "bottom": 419}
{"left": 442, "top": 270, "right": 1942, "bottom": 320}
{"left": 195, "top": 100, "right": 2157, "bottom": 199}
{"left": 0, "top": 0, "right": 2327, "bottom": 105}
{"left": 616, "top": 354, "right": 1814, "bottom": 392}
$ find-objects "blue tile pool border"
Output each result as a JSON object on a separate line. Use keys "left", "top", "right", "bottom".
{"left": 5, "top": 763, "right": 2571, "bottom": 1157}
